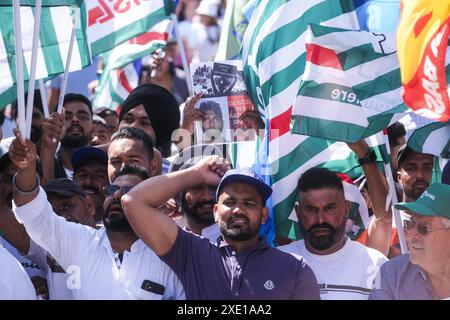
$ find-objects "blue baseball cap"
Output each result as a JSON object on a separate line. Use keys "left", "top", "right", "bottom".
{"left": 71, "top": 146, "right": 108, "bottom": 172}
{"left": 216, "top": 168, "right": 272, "bottom": 204}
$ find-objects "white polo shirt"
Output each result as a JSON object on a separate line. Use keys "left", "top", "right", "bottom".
{"left": 278, "top": 237, "right": 387, "bottom": 300}
{"left": 0, "top": 245, "right": 36, "bottom": 300}
{"left": 13, "top": 187, "right": 185, "bottom": 300}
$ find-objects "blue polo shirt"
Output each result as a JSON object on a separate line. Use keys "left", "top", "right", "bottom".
{"left": 160, "top": 227, "right": 320, "bottom": 300}
{"left": 369, "top": 254, "right": 437, "bottom": 300}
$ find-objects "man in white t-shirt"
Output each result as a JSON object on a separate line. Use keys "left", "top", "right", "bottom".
{"left": 278, "top": 167, "right": 387, "bottom": 300}
{"left": 0, "top": 245, "right": 36, "bottom": 299}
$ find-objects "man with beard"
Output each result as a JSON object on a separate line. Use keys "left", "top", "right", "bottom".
{"left": 72, "top": 146, "right": 109, "bottom": 223}
{"left": 278, "top": 167, "right": 387, "bottom": 300}
{"left": 40, "top": 93, "right": 93, "bottom": 180}
{"left": 9, "top": 133, "right": 185, "bottom": 299}
{"left": 122, "top": 156, "right": 320, "bottom": 299}
{"left": 370, "top": 183, "right": 450, "bottom": 300}
{"left": 397, "top": 146, "right": 434, "bottom": 203}
{"left": 168, "top": 145, "right": 223, "bottom": 241}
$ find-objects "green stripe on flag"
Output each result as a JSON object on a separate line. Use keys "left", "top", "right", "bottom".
{"left": 338, "top": 44, "right": 386, "bottom": 71}
{"left": 90, "top": 7, "right": 167, "bottom": 57}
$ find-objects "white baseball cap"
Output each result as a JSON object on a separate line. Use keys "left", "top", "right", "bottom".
{"left": 196, "top": 0, "right": 220, "bottom": 18}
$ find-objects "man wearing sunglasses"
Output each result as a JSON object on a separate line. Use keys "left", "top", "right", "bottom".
{"left": 9, "top": 132, "right": 184, "bottom": 299}
{"left": 369, "top": 183, "right": 450, "bottom": 300}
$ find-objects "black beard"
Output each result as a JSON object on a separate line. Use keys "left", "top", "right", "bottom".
{"left": 103, "top": 201, "right": 133, "bottom": 232}
{"left": 61, "top": 126, "right": 90, "bottom": 148}
{"left": 220, "top": 214, "right": 260, "bottom": 241}
{"left": 181, "top": 197, "right": 215, "bottom": 227}
{"left": 300, "top": 221, "right": 346, "bottom": 251}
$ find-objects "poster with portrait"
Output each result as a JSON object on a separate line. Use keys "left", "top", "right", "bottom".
{"left": 190, "top": 60, "right": 256, "bottom": 143}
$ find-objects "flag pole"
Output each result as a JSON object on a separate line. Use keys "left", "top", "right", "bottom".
{"left": 171, "top": 13, "right": 192, "bottom": 95}
{"left": 382, "top": 131, "right": 408, "bottom": 254}
{"left": 39, "top": 79, "right": 49, "bottom": 118}
{"left": 56, "top": 12, "right": 77, "bottom": 114}
{"left": 25, "top": 0, "right": 43, "bottom": 138}
{"left": 12, "top": 1, "right": 26, "bottom": 138}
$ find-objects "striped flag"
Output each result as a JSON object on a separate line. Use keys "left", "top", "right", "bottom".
{"left": 0, "top": 3, "right": 90, "bottom": 109}
{"left": 93, "top": 19, "right": 172, "bottom": 109}
{"left": 291, "top": 24, "right": 408, "bottom": 143}
{"left": 215, "top": 0, "right": 250, "bottom": 60}
{"left": 241, "top": 0, "right": 393, "bottom": 241}
{"left": 84, "top": 0, "right": 171, "bottom": 57}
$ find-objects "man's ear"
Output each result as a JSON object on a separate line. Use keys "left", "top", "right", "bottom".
{"left": 151, "top": 147, "right": 162, "bottom": 176}
{"left": 261, "top": 206, "right": 269, "bottom": 225}
{"left": 213, "top": 203, "right": 219, "bottom": 222}
{"left": 344, "top": 200, "right": 351, "bottom": 220}
{"left": 85, "top": 195, "right": 96, "bottom": 217}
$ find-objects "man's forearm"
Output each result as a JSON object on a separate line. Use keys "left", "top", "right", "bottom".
{"left": 13, "top": 165, "right": 39, "bottom": 207}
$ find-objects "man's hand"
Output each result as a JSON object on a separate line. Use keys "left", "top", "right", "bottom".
{"left": 9, "top": 129, "right": 37, "bottom": 171}
{"left": 193, "top": 155, "right": 230, "bottom": 186}
{"left": 41, "top": 110, "right": 65, "bottom": 149}
{"left": 180, "top": 93, "right": 204, "bottom": 134}
{"left": 347, "top": 140, "right": 370, "bottom": 159}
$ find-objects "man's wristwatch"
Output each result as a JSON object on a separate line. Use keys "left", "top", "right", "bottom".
{"left": 358, "top": 149, "right": 377, "bottom": 166}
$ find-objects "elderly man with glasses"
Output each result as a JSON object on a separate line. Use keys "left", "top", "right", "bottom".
{"left": 369, "top": 183, "right": 450, "bottom": 300}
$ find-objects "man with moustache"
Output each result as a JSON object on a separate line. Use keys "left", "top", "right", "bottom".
{"left": 168, "top": 145, "right": 223, "bottom": 241}
{"left": 9, "top": 133, "right": 185, "bottom": 300}
{"left": 72, "top": 146, "right": 109, "bottom": 223}
{"left": 370, "top": 183, "right": 450, "bottom": 300}
{"left": 123, "top": 156, "right": 320, "bottom": 300}
{"left": 278, "top": 168, "right": 387, "bottom": 300}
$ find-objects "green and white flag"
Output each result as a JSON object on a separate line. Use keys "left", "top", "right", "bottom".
{"left": 84, "top": 0, "right": 171, "bottom": 57}
{"left": 0, "top": 4, "right": 90, "bottom": 109}
{"left": 291, "top": 24, "right": 408, "bottom": 143}
{"left": 93, "top": 19, "right": 172, "bottom": 109}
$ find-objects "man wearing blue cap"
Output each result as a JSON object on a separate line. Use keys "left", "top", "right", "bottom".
{"left": 123, "top": 156, "right": 320, "bottom": 300}
{"left": 369, "top": 183, "right": 450, "bottom": 300}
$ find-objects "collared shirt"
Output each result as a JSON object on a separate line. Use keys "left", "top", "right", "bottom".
{"left": 369, "top": 254, "right": 438, "bottom": 300}
{"left": 0, "top": 245, "right": 36, "bottom": 299}
{"left": 160, "top": 227, "right": 320, "bottom": 300}
{"left": 182, "top": 223, "right": 221, "bottom": 244}
{"left": 13, "top": 187, "right": 185, "bottom": 300}
{"left": 279, "top": 238, "right": 388, "bottom": 300}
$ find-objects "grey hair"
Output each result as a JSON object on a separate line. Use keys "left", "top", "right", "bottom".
{"left": 442, "top": 217, "right": 450, "bottom": 229}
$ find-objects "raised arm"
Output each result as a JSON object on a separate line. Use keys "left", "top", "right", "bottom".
{"left": 122, "top": 156, "right": 228, "bottom": 255}
{"left": 348, "top": 140, "right": 392, "bottom": 256}
{"left": 39, "top": 111, "right": 65, "bottom": 181}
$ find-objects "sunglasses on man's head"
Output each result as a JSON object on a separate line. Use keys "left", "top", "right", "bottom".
{"left": 403, "top": 218, "right": 449, "bottom": 236}
{"left": 105, "top": 185, "right": 133, "bottom": 196}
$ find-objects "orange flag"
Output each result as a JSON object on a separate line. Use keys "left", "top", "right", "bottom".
{"left": 397, "top": 0, "right": 450, "bottom": 122}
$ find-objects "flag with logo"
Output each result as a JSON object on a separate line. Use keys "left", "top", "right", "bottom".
{"left": 84, "top": 0, "right": 171, "bottom": 57}
{"left": 291, "top": 24, "right": 408, "bottom": 143}
{"left": 0, "top": 1, "right": 90, "bottom": 110}
{"left": 397, "top": 0, "right": 450, "bottom": 122}
{"left": 241, "top": 0, "right": 396, "bottom": 241}
{"left": 93, "top": 19, "right": 172, "bottom": 109}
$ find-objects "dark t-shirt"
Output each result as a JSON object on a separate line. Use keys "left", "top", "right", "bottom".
{"left": 160, "top": 227, "right": 320, "bottom": 300}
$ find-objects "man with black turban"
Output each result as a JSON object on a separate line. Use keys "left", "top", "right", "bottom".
{"left": 118, "top": 83, "right": 180, "bottom": 157}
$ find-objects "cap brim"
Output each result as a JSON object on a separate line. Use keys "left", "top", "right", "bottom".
{"left": 394, "top": 201, "right": 440, "bottom": 217}
{"left": 44, "top": 189, "right": 79, "bottom": 197}
{"left": 217, "top": 175, "right": 272, "bottom": 203}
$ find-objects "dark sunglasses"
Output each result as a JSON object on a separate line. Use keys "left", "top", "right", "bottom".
{"left": 403, "top": 219, "right": 449, "bottom": 236}
{"left": 105, "top": 185, "right": 133, "bottom": 196}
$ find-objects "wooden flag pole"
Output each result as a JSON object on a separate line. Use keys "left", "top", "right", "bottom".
{"left": 12, "top": 1, "right": 26, "bottom": 138}
{"left": 56, "top": 12, "right": 77, "bottom": 114}
{"left": 25, "top": 0, "right": 43, "bottom": 138}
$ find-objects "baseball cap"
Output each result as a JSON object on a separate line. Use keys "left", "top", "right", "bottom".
{"left": 394, "top": 183, "right": 450, "bottom": 219}
{"left": 196, "top": 0, "right": 220, "bottom": 18}
{"left": 216, "top": 168, "right": 272, "bottom": 204}
{"left": 44, "top": 178, "right": 86, "bottom": 198}
{"left": 397, "top": 145, "right": 433, "bottom": 168}
{"left": 71, "top": 146, "right": 108, "bottom": 172}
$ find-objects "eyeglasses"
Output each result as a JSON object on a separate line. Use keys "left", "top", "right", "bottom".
{"left": 403, "top": 219, "right": 449, "bottom": 236}
{"left": 105, "top": 185, "right": 133, "bottom": 196}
